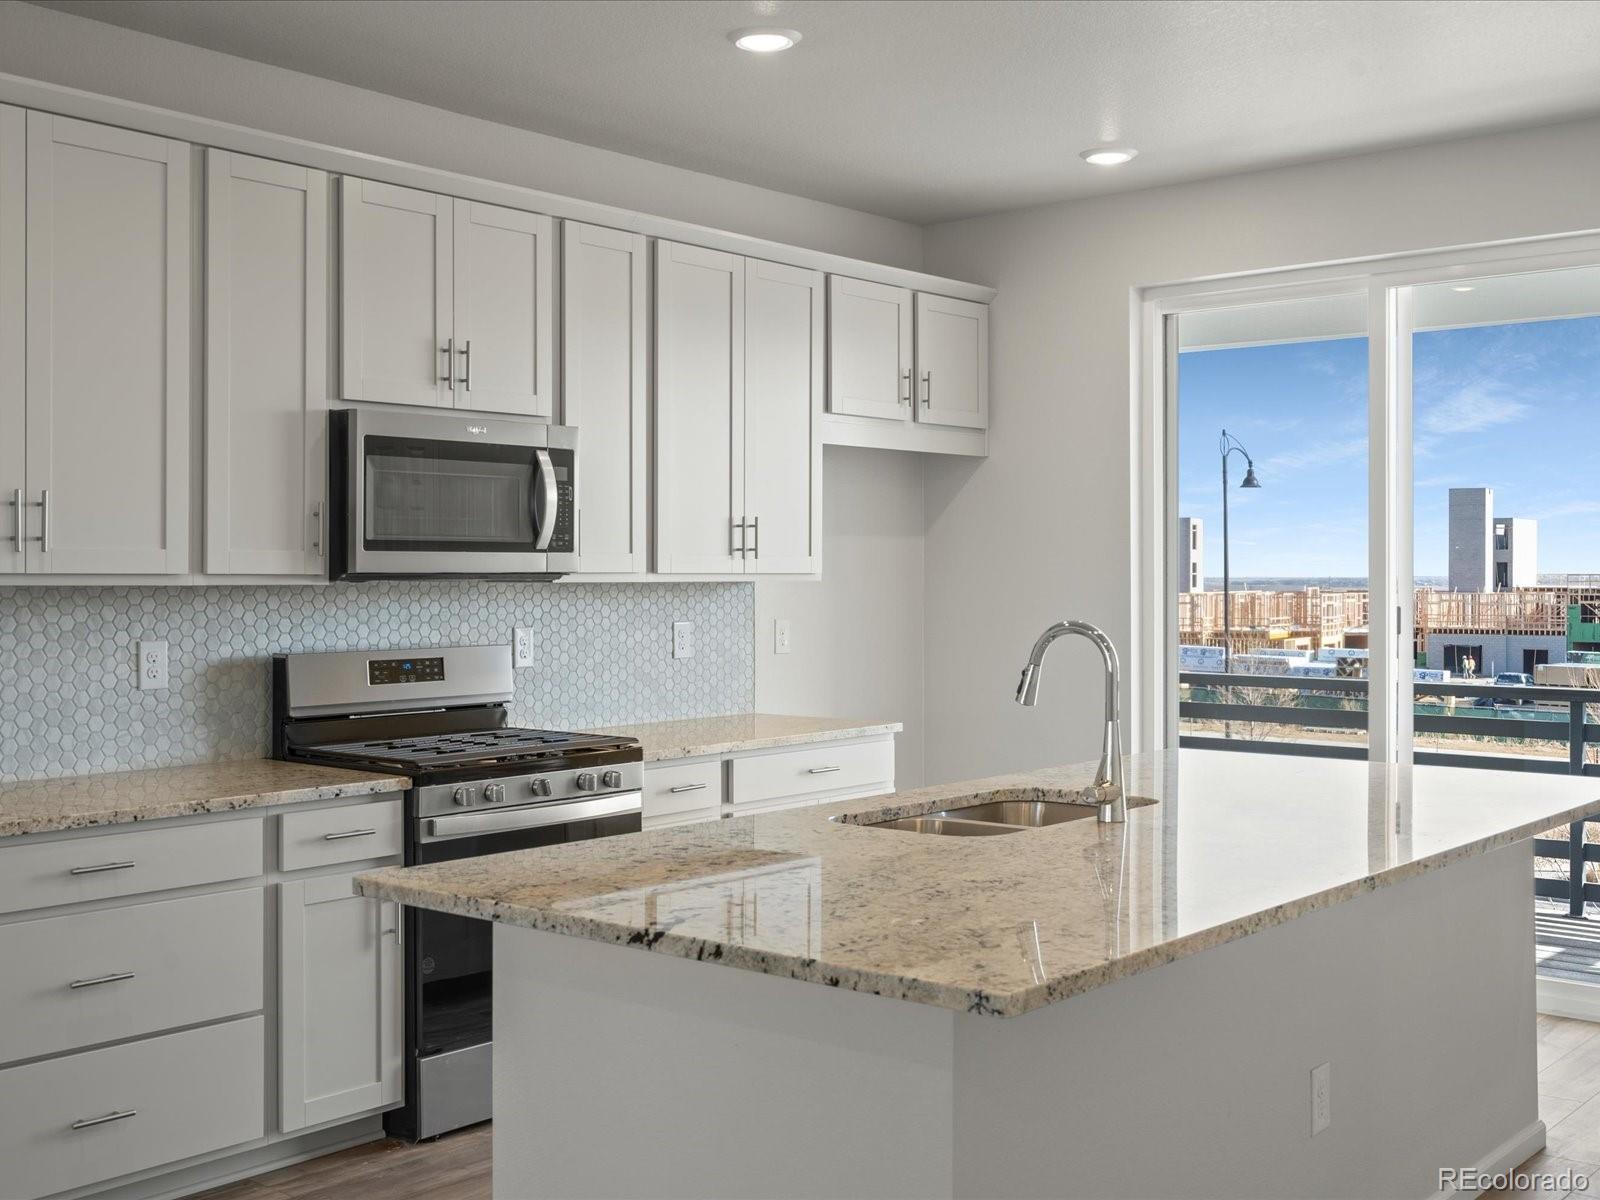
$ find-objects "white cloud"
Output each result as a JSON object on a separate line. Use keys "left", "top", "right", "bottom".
{"left": 1416, "top": 382, "right": 1531, "bottom": 437}
{"left": 1262, "top": 437, "right": 1366, "bottom": 472}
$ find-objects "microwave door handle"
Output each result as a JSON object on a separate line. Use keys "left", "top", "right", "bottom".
{"left": 533, "top": 448, "right": 558, "bottom": 551}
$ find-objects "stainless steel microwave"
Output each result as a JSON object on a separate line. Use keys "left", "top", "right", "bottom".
{"left": 329, "top": 408, "right": 577, "bottom": 580}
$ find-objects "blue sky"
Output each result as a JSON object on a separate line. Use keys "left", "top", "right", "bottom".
{"left": 1177, "top": 316, "right": 1600, "bottom": 580}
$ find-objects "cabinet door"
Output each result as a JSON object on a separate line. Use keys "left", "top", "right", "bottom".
{"left": 563, "top": 221, "right": 647, "bottom": 573}
{"left": 25, "top": 112, "right": 190, "bottom": 574}
{"left": 278, "top": 870, "right": 402, "bottom": 1133}
{"left": 914, "top": 293, "right": 989, "bottom": 430}
{"left": 339, "top": 177, "right": 452, "bottom": 408}
{"left": 0, "top": 106, "right": 21, "bottom": 576}
{"left": 654, "top": 240, "right": 745, "bottom": 574}
{"left": 453, "top": 201, "right": 554, "bottom": 416}
{"left": 827, "top": 275, "right": 911, "bottom": 422}
{"left": 205, "top": 151, "right": 329, "bottom": 575}
{"left": 744, "top": 259, "right": 822, "bottom": 575}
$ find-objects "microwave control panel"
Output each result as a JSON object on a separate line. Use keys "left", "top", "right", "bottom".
{"left": 546, "top": 446, "right": 576, "bottom": 554}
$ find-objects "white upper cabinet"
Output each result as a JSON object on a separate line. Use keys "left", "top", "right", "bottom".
{"left": 24, "top": 111, "right": 191, "bottom": 575}
{"left": 914, "top": 293, "right": 989, "bottom": 430}
{"left": 340, "top": 177, "right": 452, "bottom": 409}
{"left": 205, "top": 151, "right": 329, "bottom": 576}
{"left": 453, "top": 202, "right": 554, "bottom": 417}
{"left": 744, "top": 259, "right": 822, "bottom": 575}
{"left": 0, "top": 107, "right": 22, "bottom": 577}
{"left": 654, "top": 240, "right": 745, "bottom": 574}
{"left": 827, "top": 276, "right": 912, "bottom": 422}
{"left": 563, "top": 221, "right": 646, "bottom": 573}
{"left": 278, "top": 870, "right": 402, "bottom": 1134}
{"left": 341, "top": 178, "right": 554, "bottom": 416}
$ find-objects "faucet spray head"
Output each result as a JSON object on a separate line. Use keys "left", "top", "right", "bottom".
{"left": 1016, "top": 663, "right": 1039, "bottom": 706}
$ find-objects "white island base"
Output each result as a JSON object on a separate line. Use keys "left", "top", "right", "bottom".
{"left": 492, "top": 841, "right": 1541, "bottom": 1200}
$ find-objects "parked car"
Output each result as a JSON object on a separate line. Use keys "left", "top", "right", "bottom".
{"left": 1474, "top": 673, "right": 1537, "bottom": 708}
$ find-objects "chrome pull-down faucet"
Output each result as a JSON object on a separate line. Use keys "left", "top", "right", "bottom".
{"left": 1015, "top": 620, "right": 1126, "bottom": 823}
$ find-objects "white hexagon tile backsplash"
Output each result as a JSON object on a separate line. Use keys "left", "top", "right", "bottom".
{"left": 0, "top": 582, "right": 754, "bottom": 782}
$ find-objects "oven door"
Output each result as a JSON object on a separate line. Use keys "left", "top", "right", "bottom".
{"left": 396, "top": 794, "right": 640, "bottom": 1139}
{"left": 338, "top": 408, "right": 577, "bottom": 578}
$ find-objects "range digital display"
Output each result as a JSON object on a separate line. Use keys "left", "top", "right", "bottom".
{"left": 367, "top": 656, "right": 446, "bottom": 686}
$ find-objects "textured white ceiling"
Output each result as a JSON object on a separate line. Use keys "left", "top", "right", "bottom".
{"left": 30, "top": 0, "right": 1600, "bottom": 224}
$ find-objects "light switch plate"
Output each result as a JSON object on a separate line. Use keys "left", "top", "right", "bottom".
{"left": 513, "top": 627, "right": 535, "bottom": 668}
{"left": 137, "top": 639, "right": 168, "bottom": 691}
{"left": 672, "top": 621, "right": 694, "bottom": 659}
{"left": 1310, "top": 1062, "right": 1331, "bottom": 1135}
{"left": 774, "top": 619, "right": 792, "bottom": 655}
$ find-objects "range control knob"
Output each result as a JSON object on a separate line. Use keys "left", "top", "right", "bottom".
{"left": 574, "top": 771, "right": 598, "bottom": 792}
{"left": 529, "top": 777, "right": 552, "bottom": 798}
{"left": 484, "top": 783, "right": 506, "bottom": 805}
{"left": 452, "top": 786, "right": 474, "bottom": 807}
{"left": 601, "top": 770, "right": 624, "bottom": 790}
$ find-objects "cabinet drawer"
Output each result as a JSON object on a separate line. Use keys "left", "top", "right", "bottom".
{"left": 728, "top": 738, "right": 895, "bottom": 810}
{"left": 279, "top": 798, "right": 403, "bottom": 872}
{"left": 642, "top": 760, "right": 725, "bottom": 822}
{"left": 0, "top": 888, "right": 264, "bottom": 1066}
{"left": 0, "top": 1015, "right": 265, "bottom": 1200}
{"left": 0, "top": 818, "right": 264, "bottom": 916}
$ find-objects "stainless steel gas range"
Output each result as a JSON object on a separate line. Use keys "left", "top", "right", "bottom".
{"left": 271, "top": 644, "right": 642, "bottom": 1141}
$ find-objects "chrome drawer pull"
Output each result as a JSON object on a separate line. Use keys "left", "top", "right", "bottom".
{"left": 68, "top": 861, "right": 136, "bottom": 876}
{"left": 69, "top": 971, "right": 136, "bottom": 990}
{"left": 668, "top": 782, "right": 709, "bottom": 794}
{"left": 808, "top": 765, "right": 842, "bottom": 775}
{"left": 323, "top": 828, "right": 377, "bottom": 841}
{"left": 71, "top": 1109, "right": 137, "bottom": 1131}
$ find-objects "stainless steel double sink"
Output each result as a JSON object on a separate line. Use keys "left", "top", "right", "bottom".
{"left": 856, "top": 790, "right": 1153, "bottom": 836}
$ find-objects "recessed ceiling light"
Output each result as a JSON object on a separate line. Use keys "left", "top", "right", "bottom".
{"left": 730, "top": 28, "right": 801, "bottom": 53}
{"left": 1079, "top": 147, "right": 1138, "bottom": 166}
{"left": 1451, "top": 285, "right": 1476, "bottom": 293}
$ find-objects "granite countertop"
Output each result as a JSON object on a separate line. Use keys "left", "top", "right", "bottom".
{"left": 584, "top": 713, "right": 902, "bottom": 762}
{"left": 0, "top": 760, "right": 411, "bottom": 838}
{"left": 355, "top": 749, "right": 1598, "bottom": 1018}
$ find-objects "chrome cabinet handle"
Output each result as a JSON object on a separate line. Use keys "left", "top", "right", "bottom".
{"left": 920, "top": 371, "right": 931, "bottom": 406}
{"left": 750, "top": 515, "right": 759, "bottom": 560}
{"left": 39, "top": 489, "right": 49, "bottom": 553}
{"left": 310, "top": 501, "right": 324, "bottom": 556}
{"left": 69, "top": 860, "right": 136, "bottom": 876}
{"left": 69, "top": 971, "right": 135, "bottom": 990}
{"left": 8, "top": 488, "right": 19, "bottom": 549}
{"left": 730, "top": 517, "right": 746, "bottom": 558}
{"left": 808, "top": 765, "right": 841, "bottom": 775}
{"left": 440, "top": 339, "right": 454, "bottom": 383}
{"left": 899, "top": 369, "right": 911, "bottom": 405}
{"left": 382, "top": 900, "right": 404, "bottom": 946}
{"left": 323, "top": 827, "right": 377, "bottom": 841}
{"left": 458, "top": 340, "right": 472, "bottom": 390}
{"left": 71, "top": 1109, "right": 137, "bottom": 1131}
{"left": 668, "top": 782, "right": 709, "bottom": 794}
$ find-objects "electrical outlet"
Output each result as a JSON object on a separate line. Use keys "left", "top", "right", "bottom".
{"left": 137, "top": 639, "right": 169, "bottom": 691}
{"left": 672, "top": 621, "right": 694, "bottom": 660}
{"left": 1310, "top": 1062, "right": 1331, "bottom": 1136}
{"left": 513, "top": 627, "right": 535, "bottom": 668}
{"left": 774, "top": 619, "right": 792, "bottom": 655}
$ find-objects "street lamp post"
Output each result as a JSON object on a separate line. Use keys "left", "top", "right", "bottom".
{"left": 1219, "top": 429, "right": 1262, "bottom": 674}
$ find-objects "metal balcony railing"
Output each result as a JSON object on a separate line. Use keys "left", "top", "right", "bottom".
{"left": 1178, "top": 671, "right": 1600, "bottom": 916}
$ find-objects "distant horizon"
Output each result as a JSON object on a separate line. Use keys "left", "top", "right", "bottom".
{"left": 1195, "top": 574, "right": 1589, "bottom": 592}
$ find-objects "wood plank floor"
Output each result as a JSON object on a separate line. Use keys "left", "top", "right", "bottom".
{"left": 196, "top": 1123, "right": 489, "bottom": 1200}
{"left": 193, "top": 1018, "right": 1600, "bottom": 1199}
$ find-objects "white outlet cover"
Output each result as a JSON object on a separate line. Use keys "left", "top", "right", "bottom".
{"left": 137, "top": 639, "right": 169, "bottom": 691}
{"left": 775, "top": 618, "right": 792, "bottom": 655}
{"left": 1310, "top": 1062, "right": 1331, "bottom": 1135}
{"left": 672, "top": 621, "right": 694, "bottom": 659}
{"left": 513, "top": 627, "right": 535, "bottom": 668}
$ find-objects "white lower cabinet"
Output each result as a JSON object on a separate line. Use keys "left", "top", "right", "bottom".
{"left": 278, "top": 868, "right": 403, "bottom": 1133}
{"left": 642, "top": 734, "right": 897, "bottom": 827}
{"left": 0, "top": 1016, "right": 265, "bottom": 1200}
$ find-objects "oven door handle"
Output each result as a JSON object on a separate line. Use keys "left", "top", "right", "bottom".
{"left": 421, "top": 792, "right": 641, "bottom": 842}
{"left": 532, "top": 448, "right": 558, "bottom": 551}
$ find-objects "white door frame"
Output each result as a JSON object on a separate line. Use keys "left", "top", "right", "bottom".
{"left": 1132, "top": 230, "right": 1600, "bottom": 759}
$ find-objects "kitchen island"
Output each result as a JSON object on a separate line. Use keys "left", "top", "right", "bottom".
{"left": 356, "top": 750, "right": 1599, "bottom": 1199}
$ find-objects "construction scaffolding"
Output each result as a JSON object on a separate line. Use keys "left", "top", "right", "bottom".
{"left": 1177, "top": 588, "right": 1368, "bottom": 651}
